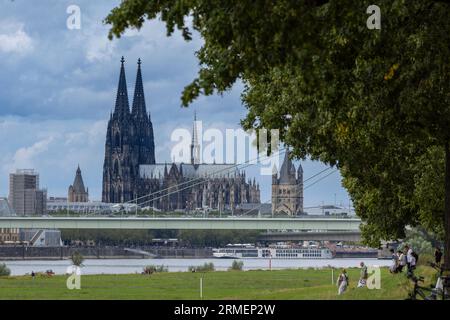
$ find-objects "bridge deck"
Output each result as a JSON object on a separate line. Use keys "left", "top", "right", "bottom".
{"left": 0, "top": 217, "right": 361, "bottom": 231}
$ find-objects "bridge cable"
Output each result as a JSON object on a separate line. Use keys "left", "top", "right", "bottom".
{"left": 237, "top": 167, "right": 337, "bottom": 217}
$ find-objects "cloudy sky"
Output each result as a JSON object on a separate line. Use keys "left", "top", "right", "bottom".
{"left": 0, "top": 0, "right": 351, "bottom": 208}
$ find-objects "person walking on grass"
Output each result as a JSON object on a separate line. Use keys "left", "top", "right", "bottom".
{"left": 357, "top": 262, "right": 368, "bottom": 288}
{"left": 337, "top": 269, "right": 348, "bottom": 295}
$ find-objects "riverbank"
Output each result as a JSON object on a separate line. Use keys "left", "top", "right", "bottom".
{"left": 1, "top": 258, "right": 392, "bottom": 275}
{"left": 0, "top": 267, "right": 429, "bottom": 300}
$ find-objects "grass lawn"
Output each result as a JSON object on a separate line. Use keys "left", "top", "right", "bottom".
{"left": 0, "top": 266, "right": 435, "bottom": 300}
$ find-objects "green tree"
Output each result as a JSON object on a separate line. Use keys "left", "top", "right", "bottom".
{"left": 0, "top": 263, "right": 11, "bottom": 276}
{"left": 105, "top": 0, "right": 450, "bottom": 268}
{"left": 70, "top": 251, "right": 84, "bottom": 267}
{"left": 399, "top": 228, "right": 434, "bottom": 255}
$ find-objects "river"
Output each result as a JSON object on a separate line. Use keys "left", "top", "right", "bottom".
{"left": 1, "top": 258, "right": 392, "bottom": 275}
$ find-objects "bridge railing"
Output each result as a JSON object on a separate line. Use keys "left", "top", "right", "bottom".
{"left": 43, "top": 211, "right": 355, "bottom": 219}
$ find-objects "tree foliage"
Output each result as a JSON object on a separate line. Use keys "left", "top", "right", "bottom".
{"left": 229, "top": 260, "right": 244, "bottom": 271}
{"left": 0, "top": 263, "right": 11, "bottom": 277}
{"left": 70, "top": 251, "right": 84, "bottom": 267}
{"left": 104, "top": 1, "right": 450, "bottom": 264}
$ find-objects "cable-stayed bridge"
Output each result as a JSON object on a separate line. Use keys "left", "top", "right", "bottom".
{"left": 0, "top": 150, "right": 361, "bottom": 235}
{"left": 0, "top": 216, "right": 361, "bottom": 231}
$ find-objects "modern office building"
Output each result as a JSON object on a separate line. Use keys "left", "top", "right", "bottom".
{"left": 8, "top": 169, "right": 47, "bottom": 215}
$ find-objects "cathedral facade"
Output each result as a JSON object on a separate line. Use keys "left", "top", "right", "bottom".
{"left": 102, "top": 58, "right": 260, "bottom": 212}
{"left": 271, "top": 151, "right": 304, "bottom": 215}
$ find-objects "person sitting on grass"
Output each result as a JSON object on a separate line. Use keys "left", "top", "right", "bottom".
{"left": 357, "top": 262, "right": 368, "bottom": 288}
{"left": 337, "top": 269, "right": 349, "bottom": 295}
{"left": 389, "top": 249, "right": 399, "bottom": 273}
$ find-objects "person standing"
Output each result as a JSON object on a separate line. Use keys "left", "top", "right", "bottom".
{"left": 435, "top": 247, "right": 443, "bottom": 266}
{"left": 337, "top": 269, "right": 349, "bottom": 295}
{"left": 358, "top": 262, "right": 368, "bottom": 287}
{"left": 404, "top": 245, "right": 411, "bottom": 270}
{"left": 406, "top": 245, "right": 417, "bottom": 274}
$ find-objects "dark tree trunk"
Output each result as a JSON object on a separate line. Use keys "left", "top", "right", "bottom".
{"left": 444, "top": 142, "right": 450, "bottom": 270}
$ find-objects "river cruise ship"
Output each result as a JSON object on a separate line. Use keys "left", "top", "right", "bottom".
{"left": 212, "top": 244, "right": 333, "bottom": 259}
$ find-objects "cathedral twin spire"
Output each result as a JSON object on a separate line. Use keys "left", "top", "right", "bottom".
{"left": 113, "top": 56, "right": 149, "bottom": 120}
{"left": 113, "top": 57, "right": 129, "bottom": 119}
{"left": 132, "top": 58, "right": 148, "bottom": 119}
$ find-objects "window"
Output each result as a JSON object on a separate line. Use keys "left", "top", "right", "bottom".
{"left": 114, "top": 160, "right": 120, "bottom": 176}
{"left": 115, "top": 132, "right": 120, "bottom": 147}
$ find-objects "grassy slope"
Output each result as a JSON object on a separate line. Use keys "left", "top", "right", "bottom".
{"left": 0, "top": 267, "right": 435, "bottom": 300}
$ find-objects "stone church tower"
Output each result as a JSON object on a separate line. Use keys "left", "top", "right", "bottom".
{"left": 271, "top": 150, "right": 303, "bottom": 215}
{"left": 68, "top": 165, "right": 89, "bottom": 202}
{"left": 102, "top": 57, "right": 155, "bottom": 203}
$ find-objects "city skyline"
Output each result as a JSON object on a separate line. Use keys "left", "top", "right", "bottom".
{"left": 0, "top": 0, "right": 350, "bottom": 207}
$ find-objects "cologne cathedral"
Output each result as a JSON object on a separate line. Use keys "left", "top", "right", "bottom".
{"left": 102, "top": 57, "right": 260, "bottom": 212}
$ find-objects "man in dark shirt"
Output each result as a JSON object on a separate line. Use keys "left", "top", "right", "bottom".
{"left": 435, "top": 247, "right": 443, "bottom": 266}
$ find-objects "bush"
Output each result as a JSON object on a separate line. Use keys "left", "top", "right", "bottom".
{"left": 70, "top": 251, "right": 84, "bottom": 267}
{"left": 229, "top": 260, "right": 244, "bottom": 271}
{"left": 188, "top": 262, "right": 215, "bottom": 272}
{"left": 143, "top": 265, "right": 168, "bottom": 274}
{"left": 0, "top": 263, "right": 11, "bottom": 276}
{"left": 399, "top": 228, "right": 435, "bottom": 256}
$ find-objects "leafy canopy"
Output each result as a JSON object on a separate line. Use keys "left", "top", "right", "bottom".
{"left": 105, "top": 0, "right": 450, "bottom": 246}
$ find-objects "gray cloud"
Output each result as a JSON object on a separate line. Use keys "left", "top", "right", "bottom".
{"left": 0, "top": 0, "right": 350, "bottom": 206}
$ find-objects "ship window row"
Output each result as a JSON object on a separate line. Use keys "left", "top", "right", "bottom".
{"left": 277, "top": 249, "right": 321, "bottom": 254}
{"left": 224, "top": 249, "right": 258, "bottom": 254}
{"left": 276, "top": 253, "right": 298, "bottom": 257}
{"left": 275, "top": 253, "right": 322, "bottom": 257}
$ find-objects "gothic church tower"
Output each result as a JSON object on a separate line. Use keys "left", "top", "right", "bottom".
{"left": 102, "top": 57, "right": 155, "bottom": 203}
{"left": 68, "top": 165, "right": 89, "bottom": 202}
{"left": 271, "top": 150, "right": 304, "bottom": 215}
{"left": 132, "top": 58, "right": 155, "bottom": 166}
